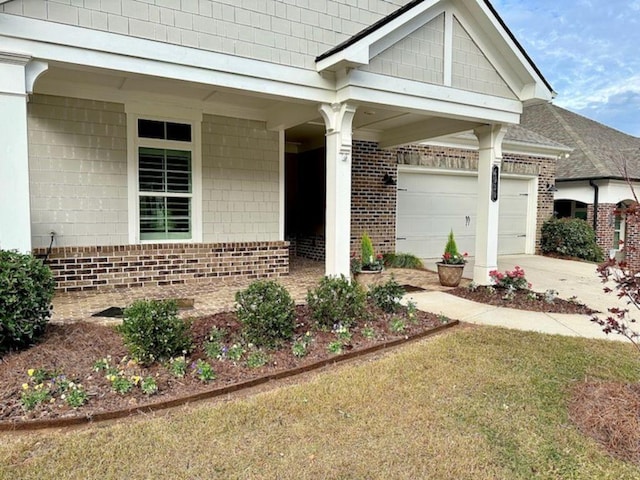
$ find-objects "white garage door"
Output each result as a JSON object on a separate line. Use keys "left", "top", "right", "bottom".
{"left": 396, "top": 170, "right": 533, "bottom": 258}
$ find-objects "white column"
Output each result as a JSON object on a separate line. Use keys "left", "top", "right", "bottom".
{"left": 319, "top": 102, "right": 356, "bottom": 278}
{"left": 473, "top": 124, "right": 506, "bottom": 284}
{"left": 0, "top": 53, "right": 32, "bottom": 252}
{"left": 278, "top": 129, "right": 285, "bottom": 241}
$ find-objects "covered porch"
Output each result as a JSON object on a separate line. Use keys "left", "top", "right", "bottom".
{"left": 0, "top": 0, "right": 553, "bottom": 289}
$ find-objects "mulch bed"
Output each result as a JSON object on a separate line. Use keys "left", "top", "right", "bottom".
{"left": 0, "top": 304, "right": 450, "bottom": 427}
{"left": 447, "top": 286, "right": 597, "bottom": 315}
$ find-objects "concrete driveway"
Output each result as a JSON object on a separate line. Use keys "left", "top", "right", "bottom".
{"left": 413, "top": 254, "right": 637, "bottom": 341}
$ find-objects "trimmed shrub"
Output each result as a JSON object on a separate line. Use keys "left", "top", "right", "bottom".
{"left": 361, "top": 232, "right": 375, "bottom": 266}
{"left": 382, "top": 252, "right": 424, "bottom": 269}
{"left": 119, "top": 299, "right": 193, "bottom": 365}
{"left": 369, "top": 278, "right": 406, "bottom": 313}
{"left": 235, "top": 280, "right": 296, "bottom": 348}
{"left": 307, "top": 275, "right": 367, "bottom": 328}
{"left": 0, "top": 250, "right": 55, "bottom": 353}
{"left": 444, "top": 230, "right": 460, "bottom": 258}
{"left": 541, "top": 217, "right": 604, "bottom": 262}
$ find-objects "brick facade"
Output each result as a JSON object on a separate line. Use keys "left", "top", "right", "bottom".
{"left": 350, "top": 141, "right": 398, "bottom": 255}
{"left": 35, "top": 241, "right": 289, "bottom": 292}
{"left": 587, "top": 202, "right": 640, "bottom": 271}
{"left": 587, "top": 203, "right": 616, "bottom": 256}
{"left": 293, "top": 235, "right": 325, "bottom": 262}
{"left": 349, "top": 141, "right": 556, "bottom": 256}
{"left": 624, "top": 216, "right": 640, "bottom": 271}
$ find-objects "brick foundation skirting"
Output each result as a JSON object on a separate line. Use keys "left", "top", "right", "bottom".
{"left": 33, "top": 241, "right": 290, "bottom": 292}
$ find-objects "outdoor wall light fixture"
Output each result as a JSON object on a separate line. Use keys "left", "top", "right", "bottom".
{"left": 547, "top": 183, "right": 558, "bottom": 192}
{"left": 383, "top": 173, "right": 397, "bottom": 186}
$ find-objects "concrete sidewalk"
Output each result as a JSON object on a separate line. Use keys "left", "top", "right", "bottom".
{"left": 406, "top": 291, "right": 618, "bottom": 342}
{"left": 416, "top": 254, "right": 628, "bottom": 342}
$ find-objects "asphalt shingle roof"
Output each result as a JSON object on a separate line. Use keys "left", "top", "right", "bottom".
{"left": 504, "top": 124, "right": 570, "bottom": 150}
{"left": 520, "top": 103, "right": 640, "bottom": 180}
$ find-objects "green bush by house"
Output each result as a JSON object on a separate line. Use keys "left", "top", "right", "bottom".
{"left": 307, "top": 275, "right": 367, "bottom": 328}
{"left": 119, "top": 299, "right": 193, "bottom": 364}
{"left": 0, "top": 250, "right": 55, "bottom": 353}
{"left": 235, "top": 280, "right": 296, "bottom": 348}
{"left": 541, "top": 217, "right": 604, "bottom": 262}
{"left": 382, "top": 252, "right": 424, "bottom": 269}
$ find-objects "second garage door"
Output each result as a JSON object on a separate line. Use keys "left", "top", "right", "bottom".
{"left": 396, "top": 170, "right": 534, "bottom": 259}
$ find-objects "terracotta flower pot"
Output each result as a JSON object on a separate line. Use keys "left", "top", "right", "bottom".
{"left": 437, "top": 263, "right": 465, "bottom": 287}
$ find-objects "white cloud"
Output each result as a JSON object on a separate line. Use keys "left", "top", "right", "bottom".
{"left": 492, "top": 0, "right": 640, "bottom": 136}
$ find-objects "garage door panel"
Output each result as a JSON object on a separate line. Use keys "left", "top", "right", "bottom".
{"left": 396, "top": 171, "right": 531, "bottom": 258}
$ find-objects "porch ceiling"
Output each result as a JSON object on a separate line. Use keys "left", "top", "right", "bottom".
{"left": 35, "top": 63, "right": 490, "bottom": 151}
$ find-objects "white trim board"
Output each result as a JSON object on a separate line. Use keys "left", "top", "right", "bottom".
{"left": 0, "top": 14, "right": 336, "bottom": 104}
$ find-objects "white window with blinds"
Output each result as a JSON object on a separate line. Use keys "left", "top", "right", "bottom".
{"left": 126, "top": 107, "right": 202, "bottom": 243}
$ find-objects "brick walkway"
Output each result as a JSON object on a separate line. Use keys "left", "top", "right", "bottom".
{"left": 51, "top": 257, "right": 461, "bottom": 325}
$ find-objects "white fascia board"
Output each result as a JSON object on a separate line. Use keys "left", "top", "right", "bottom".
{"left": 340, "top": 84, "right": 520, "bottom": 124}
{"left": 316, "top": 0, "right": 441, "bottom": 72}
{"left": 0, "top": 14, "right": 335, "bottom": 104}
{"left": 345, "top": 70, "right": 522, "bottom": 114}
{"left": 340, "top": 71, "right": 521, "bottom": 124}
{"left": 315, "top": 46, "right": 369, "bottom": 72}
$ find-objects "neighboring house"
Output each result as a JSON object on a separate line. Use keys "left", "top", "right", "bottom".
{"left": 521, "top": 103, "right": 640, "bottom": 269}
{"left": 0, "top": 0, "right": 554, "bottom": 292}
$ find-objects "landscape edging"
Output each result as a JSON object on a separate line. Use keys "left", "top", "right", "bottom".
{"left": 0, "top": 320, "right": 459, "bottom": 431}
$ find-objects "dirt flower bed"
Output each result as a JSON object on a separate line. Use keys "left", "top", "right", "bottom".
{"left": 448, "top": 286, "right": 596, "bottom": 315}
{"left": 0, "top": 303, "right": 447, "bottom": 425}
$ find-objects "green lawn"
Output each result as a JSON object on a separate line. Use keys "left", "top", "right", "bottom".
{"left": 2, "top": 325, "right": 640, "bottom": 479}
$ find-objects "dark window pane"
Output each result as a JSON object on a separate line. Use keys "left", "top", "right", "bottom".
{"left": 166, "top": 198, "right": 190, "bottom": 234}
{"left": 139, "top": 196, "right": 167, "bottom": 233}
{"left": 165, "top": 150, "right": 191, "bottom": 193}
{"left": 166, "top": 172, "right": 190, "bottom": 193}
{"left": 166, "top": 150, "right": 190, "bottom": 171}
{"left": 139, "top": 148, "right": 165, "bottom": 169}
{"left": 166, "top": 197, "right": 190, "bottom": 216}
{"left": 169, "top": 218, "right": 190, "bottom": 233}
{"left": 139, "top": 148, "right": 165, "bottom": 192}
{"left": 139, "top": 171, "right": 165, "bottom": 192}
{"left": 138, "top": 119, "right": 165, "bottom": 139}
{"left": 140, "top": 218, "right": 166, "bottom": 233}
{"left": 140, "top": 196, "right": 164, "bottom": 216}
{"left": 166, "top": 122, "right": 191, "bottom": 142}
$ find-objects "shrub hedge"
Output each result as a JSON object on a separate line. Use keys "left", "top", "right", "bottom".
{"left": 0, "top": 250, "right": 55, "bottom": 353}
{"left": 235, "top": 280, "right": 296, "bottom": 348}
{"left": 119, "top": 299, "right": 193, "bottom": 364}
{"left": 541, "top": 217, "right": 604, "bottom": 262}
{"left": 307, "top": 275, "right": 367, "bottom": 328}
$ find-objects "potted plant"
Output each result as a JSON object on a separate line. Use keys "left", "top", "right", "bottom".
{"left": 436, "top": 230, "right": 468, "bottom": 287}
{"left": 352, "top": 232, "right": 383, "bottom": 275}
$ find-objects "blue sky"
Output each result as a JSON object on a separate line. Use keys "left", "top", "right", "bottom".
{"left": 492, "top": 0, "right": 640, "bottom": 137}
